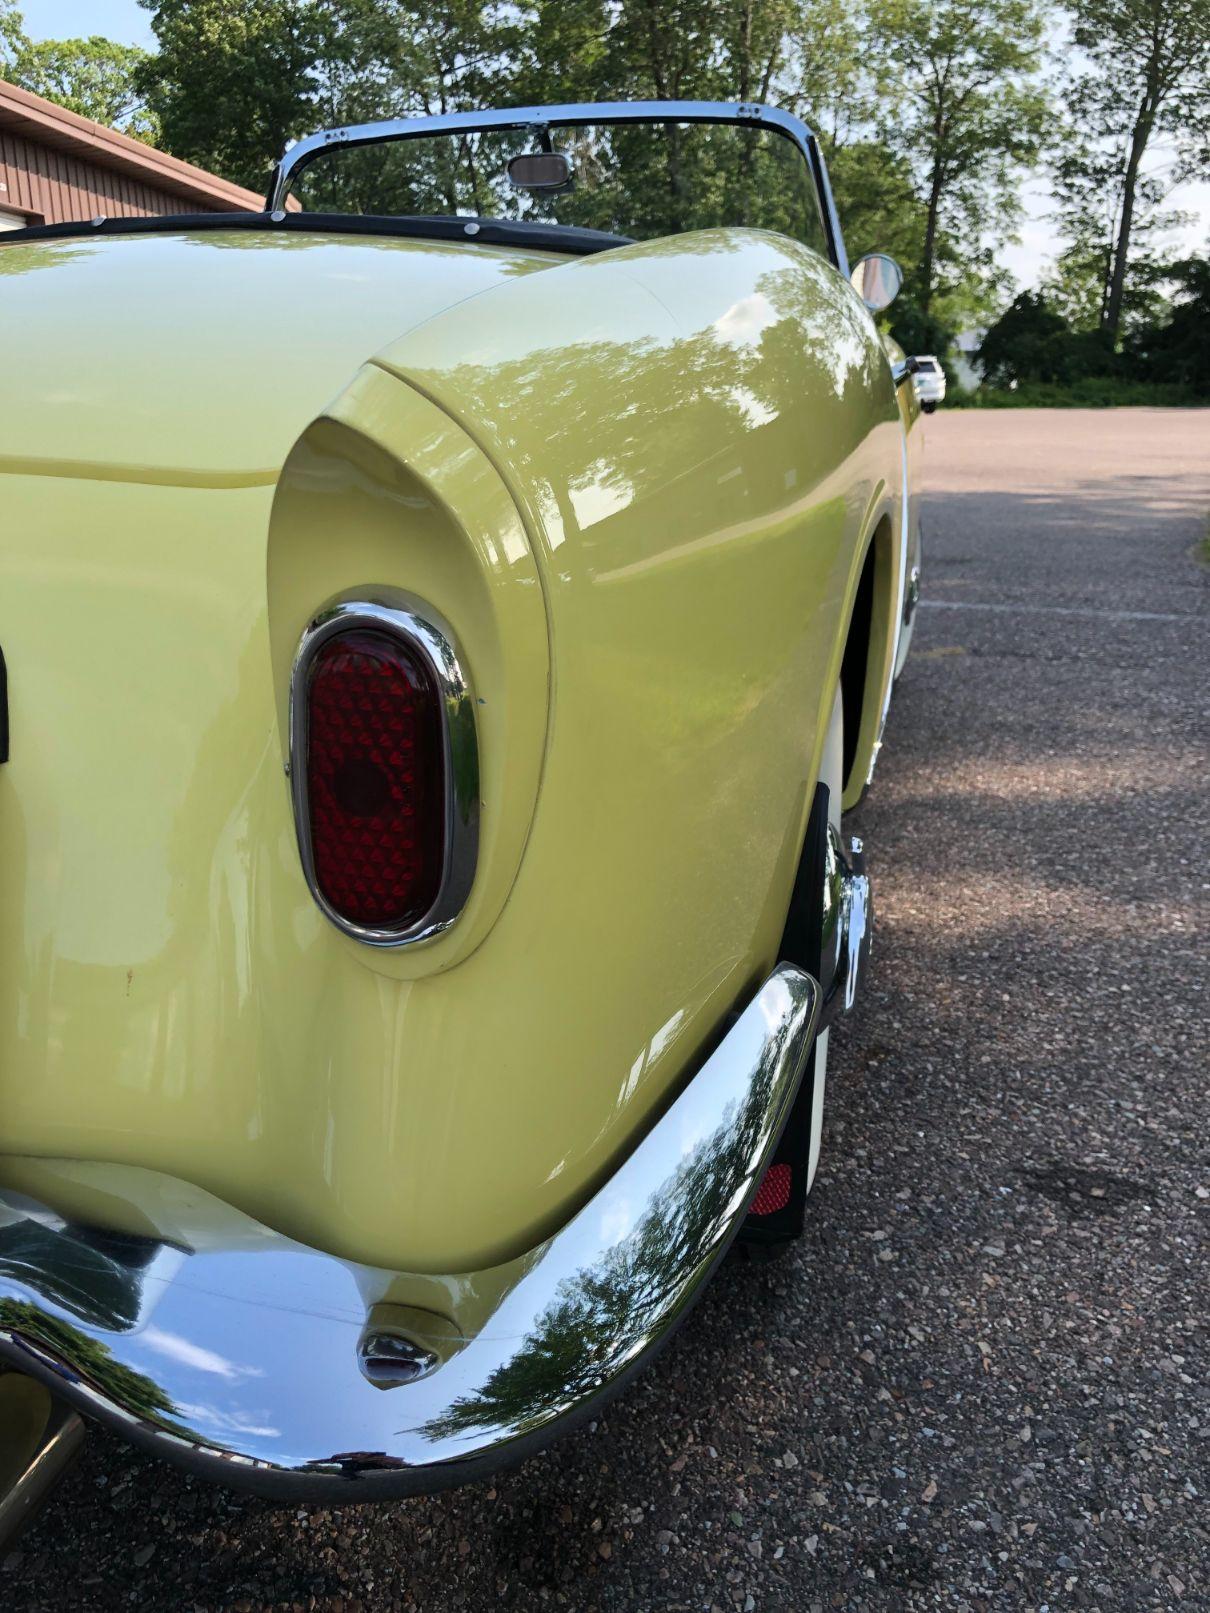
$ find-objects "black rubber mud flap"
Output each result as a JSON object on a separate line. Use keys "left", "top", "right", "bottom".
{"left": 739, "top": 782, "right": 830, "bottom": 1250}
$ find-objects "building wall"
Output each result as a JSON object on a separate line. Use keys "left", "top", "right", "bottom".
{"left": 0, "top": 128, "right": 221, "bottom": 226}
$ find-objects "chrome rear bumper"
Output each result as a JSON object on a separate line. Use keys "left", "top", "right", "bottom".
{"left": 0, "top": 966, "right": 818, "bottom": 1501}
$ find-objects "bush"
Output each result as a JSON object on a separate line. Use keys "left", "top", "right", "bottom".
{"left": 947, "top": 378, "right": 1205, "bottom": 408}
{"left": 1125, "top": 259, "right": 1210, "bottom": 393}
{"left": 978, "top": 292, "right": 1119, "bottom": 387}
{"left": 972, "top": 257, "right": 1210, "bottom": 405}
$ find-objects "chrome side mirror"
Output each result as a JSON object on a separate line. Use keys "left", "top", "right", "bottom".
{"left": 850, "top": 253, "right": 903, "bottom": 313}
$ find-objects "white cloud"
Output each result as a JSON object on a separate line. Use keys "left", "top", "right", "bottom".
{"left": 174, "top": 1403, "right": 282, "bottom": 1441}
{"left": 140, "top": 1327, "right": 264, "bottom": 1381}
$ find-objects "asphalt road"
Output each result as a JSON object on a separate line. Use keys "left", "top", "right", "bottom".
{"left": 8, "top": 408, "right": 1209, "bottom": 1612}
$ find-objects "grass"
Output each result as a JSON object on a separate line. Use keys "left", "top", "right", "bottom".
{"left": 947, "top": 378, "right": 1207, "bottom": 409}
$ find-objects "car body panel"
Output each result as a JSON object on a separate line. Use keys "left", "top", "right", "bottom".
{"left": 374, "top": 227, "right": 904, "bottom": 810}
{"left": 0, "top": 231, "right": 561, "bottom": 482}
{"left": 0, "top": 223, "right": 906, "bottom": 1277}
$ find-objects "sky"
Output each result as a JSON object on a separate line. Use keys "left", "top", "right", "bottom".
{"left": 18, "top": 0, "right": 1210, "bottom": 290}
{"left": 21, "top": 0, "right": 155, "bottom": 49}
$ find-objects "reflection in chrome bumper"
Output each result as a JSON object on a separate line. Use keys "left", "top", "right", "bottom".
{"left": 0, "top": 966, "right": 818, "bottom": 1501}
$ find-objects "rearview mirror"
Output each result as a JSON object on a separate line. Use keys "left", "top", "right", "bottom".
{"left": 850, "top": 253, "right": 903, "bottom": 313}
{"left": 506, "top": 151, "right": 575, "bottom": 193}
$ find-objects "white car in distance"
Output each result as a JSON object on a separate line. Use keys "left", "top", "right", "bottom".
{"left": 911, "top": 355, "right": 946, "bottom": 413}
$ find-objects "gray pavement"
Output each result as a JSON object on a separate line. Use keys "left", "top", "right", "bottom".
{"left": 7, "top": 408, "right": 1209, "bottom": 1612}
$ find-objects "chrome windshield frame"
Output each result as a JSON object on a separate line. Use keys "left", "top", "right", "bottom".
{"left": 265, "top": 100, "right": 849, "bottom": 276}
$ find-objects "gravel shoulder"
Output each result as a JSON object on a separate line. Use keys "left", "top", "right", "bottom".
{"left": 7, "top": 408, "right": 1209, "bottom": 1613}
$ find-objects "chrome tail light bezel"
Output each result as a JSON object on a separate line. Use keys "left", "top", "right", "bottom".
{"left": 288, "top": 598, "right": 479, "bottom": 948}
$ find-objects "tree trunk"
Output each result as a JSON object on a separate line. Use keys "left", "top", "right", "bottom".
{"left": 1102, "top": 100, "right": 1155, "bottom": 343}
{"left": 736, "top": 2, "right": 755, "bottom": 227}
{"left": 919, "top": 80, "right": 947, "bottom": 314}
{"left": 737, "top": 1, "right": 753, "bottom": 101}
{"left": 920, "top": 162, "right": 943, "bottom": 313}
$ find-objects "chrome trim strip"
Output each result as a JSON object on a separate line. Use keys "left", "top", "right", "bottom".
{"left": 266, "top": 100, "right": 848, "bottom": 275}
{"left": 288, "top": 598, "right": 479, "bottom": 948}
{"left": 0, "top": 966, "right": 818, "bottom": 1501}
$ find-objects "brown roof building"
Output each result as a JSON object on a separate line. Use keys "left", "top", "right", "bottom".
{"left": 0, "top": 78, "right": 267, "bottom": 231}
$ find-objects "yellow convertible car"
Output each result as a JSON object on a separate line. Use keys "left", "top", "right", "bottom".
{"left": 0, "top": 100, "right": 921, "bottom": 1521}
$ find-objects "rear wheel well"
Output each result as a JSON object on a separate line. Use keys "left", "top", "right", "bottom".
{"left": 838, "top": 516, "right": 894, "bottom": 799}
{"left": 840, "top": 539, "right": 875, "bottom": 792}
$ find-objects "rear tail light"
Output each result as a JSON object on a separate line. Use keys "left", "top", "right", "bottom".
{"left": 290, "top": 601, "right": 478, "bottom": 946}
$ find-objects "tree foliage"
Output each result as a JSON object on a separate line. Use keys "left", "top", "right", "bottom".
{"left": 978, "top": 288, "right": 1111, "bottom": 385}
{"left": 135, "top": 1, "right": 331, "bottom": 191}
{"left": 979, "top": 258, "right": 1210, "bottom": 396}
{"left": 124, "top": 2, "right": 957, "bottom": 274}
{"left": 1050, "top": 0, "right": 1210, "bottom": 344}
{"left": 1, "top": 6, "right": 155, "bottom": 137}
{"left": 1124, "top": 257, "right": 1210, "bottom": 391}
{"left": 867, "top": 0, "right": 1047, "bottom": 315}
{"left": 0, "top": 0, "right": 26, "bottom": 66}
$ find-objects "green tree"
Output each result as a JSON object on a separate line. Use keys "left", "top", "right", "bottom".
{"left": 0, "top": 0, "right": 28, "bottom": 68}
{"left": 770, "top": 0, "right": 920, "bottom": 267}
{"left": 137, "top": 0, "right": 330, "bottom": 192}
{"left": 2, "top": 3, "right": 155, "bottom": 138}
{"left": 1052, "top": 0, "right": 1210, "bottom": 344}
{"left": 979, "top": 289, "right": 1069, "bottom": 384}
{"left": 125, "top": 0, "right": 1011, "bottom": 307}
{"left": 338, "top": 0, "right": 524, "bottom": 118}
{"left": 1125, "top": 256, "right": 1210, "bottom": 392}
{"left": 779, "top": 0, "right": 874, "bottom": 147}
{"left": 868, "top": 0, "right": 1048, "bottom": 313}
{"left": 6, "top": 34, "right": 157, "bottom": 137}
{"left": 509, "top": 0, "right": 609, "bottom": 105}
{"left": 827, "top": 139, "right": 920, "bottom": 267}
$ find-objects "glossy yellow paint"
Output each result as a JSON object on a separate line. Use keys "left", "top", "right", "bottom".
{"left": 266, "top": 369, "right": 551, "bottom": 975}
{"left": 0, "top": 1374, "right": 52, "bottom": 1496}
{"left": 0, "top": 224, "right": 902, "bottom": 1273}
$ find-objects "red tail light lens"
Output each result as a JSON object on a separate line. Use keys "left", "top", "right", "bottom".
{"left": 305, "top": 628, "right": 445, "bottom": 931}
{"left": 749, "top": 1163, "right": 792, "bottom": 1216}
